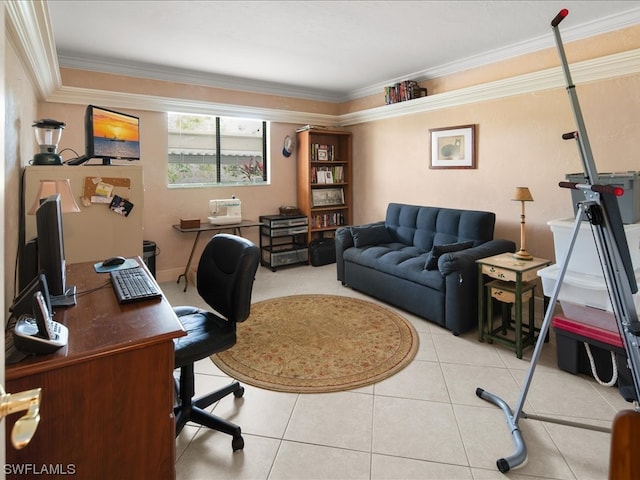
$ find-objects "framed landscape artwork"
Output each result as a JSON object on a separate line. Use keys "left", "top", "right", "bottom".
{"left": 312, "top": 188, "right": 344, "bottom": 207}
{"left": 429, "top": 124, "right": 476, "bottom": 169}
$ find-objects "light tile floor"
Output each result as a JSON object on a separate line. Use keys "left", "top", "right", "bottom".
{"left": 162, "top": 263, "right": 631, "bottom": 480}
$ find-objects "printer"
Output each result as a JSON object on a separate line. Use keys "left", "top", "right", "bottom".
{"left": 208, "top": 197, "right": 242, "bottom": 225}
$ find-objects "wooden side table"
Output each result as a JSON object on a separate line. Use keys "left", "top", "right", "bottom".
{"left": 477, "top": 253, "right": 551, "bottom": 358}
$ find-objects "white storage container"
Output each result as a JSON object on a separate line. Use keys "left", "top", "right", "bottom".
{"left": 548, "top": 218, "right": 640, "bottom": 276}
{"left": 538, "top": 264, "right": 640, "bottom": 313}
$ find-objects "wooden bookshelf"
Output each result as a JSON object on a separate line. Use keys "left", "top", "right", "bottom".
{"left": 296, "top": 128, "right": 352, "bottom": 243}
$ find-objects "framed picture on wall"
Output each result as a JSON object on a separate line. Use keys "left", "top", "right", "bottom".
{"left": 429, "top": 124, "right": 476, "bottom": 169}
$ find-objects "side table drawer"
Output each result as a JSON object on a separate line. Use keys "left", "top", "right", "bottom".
{"left": 489, "top": 282, "right": 533, "bottom": 304}
{"left": 482, "top": 264, "right": 516, "bottom": 282}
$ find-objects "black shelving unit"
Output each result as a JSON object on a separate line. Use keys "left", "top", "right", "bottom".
{"left": 259, "top": 214, "right": 309, "bottom": 271}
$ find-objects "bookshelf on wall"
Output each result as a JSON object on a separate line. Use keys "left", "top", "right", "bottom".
{"left": 296, "top": 127, "right": 352, "bottom": 243}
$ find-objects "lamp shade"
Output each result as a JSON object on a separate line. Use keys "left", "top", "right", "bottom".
{"left": 512, "top": 187, "right": 534, "bottom": 202}
{"left": 28, "top": 179, "right": 81, "bottom": 215}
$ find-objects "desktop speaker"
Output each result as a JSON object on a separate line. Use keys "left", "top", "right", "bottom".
{"left": 18, "top": 239, "right": 39, "bottom": 292}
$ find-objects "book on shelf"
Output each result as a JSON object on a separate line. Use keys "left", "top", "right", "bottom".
{"left": 384, "top": 80, "right": 427, "bottom": 105}
{"left": 311, "top": 212, "right": 346, "bottom": 229}
{"left": 312, "top": 166, "right": 343, "bottom": 184}
{"left": 315, "top": 169, "right": 333, "bottom": 184}
{"left": 296, "top": 124, "right": 328, "bottom": 133}
{"left": 311, "top": 143, "right": 336, "bottom": 161}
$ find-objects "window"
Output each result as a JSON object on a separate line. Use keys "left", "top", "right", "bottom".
{"left": 168, "top": 113, "right": 268, "bottom": 186}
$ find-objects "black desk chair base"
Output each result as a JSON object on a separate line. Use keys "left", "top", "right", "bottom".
{"left": 174, "top": 362, "right": 246, "bottom": 451}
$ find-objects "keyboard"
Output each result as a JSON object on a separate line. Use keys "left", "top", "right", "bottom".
{"left": 110, "top": 266, "right": 162, "bottom": 304}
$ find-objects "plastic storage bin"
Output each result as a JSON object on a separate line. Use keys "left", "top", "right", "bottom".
{"left": 548, "top": 218, "right": 640, "bottom": 275}
{"left": 538, "top": 264, "right": 640, "bottom": 313}
{"left": 566, "top": 171, "right": 640, "bottom": 224}
{"left": 552, "top": 314, "right": 631, "bottom": 392}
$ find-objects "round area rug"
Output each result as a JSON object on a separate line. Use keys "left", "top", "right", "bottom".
{"left": 211, "top": 294, "right": 419, "bottom": 393}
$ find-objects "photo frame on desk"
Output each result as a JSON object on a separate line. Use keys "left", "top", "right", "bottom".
{"left": 312, "top": 188, "right": 344, "bottom": 207}
{"left": 429, "top": 124, "right": 476, "bottom": 169}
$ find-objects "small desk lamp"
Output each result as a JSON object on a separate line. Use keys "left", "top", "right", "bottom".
{"left": 28, "top": 179, "right": 80, "bottom": 215}
{"left": 512, "top": 187, "right": 534, "bottom": 261}
{"left": 32, "top": 119, "right": 66, "bottom": 165}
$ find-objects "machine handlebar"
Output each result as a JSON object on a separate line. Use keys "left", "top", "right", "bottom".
{"left": 559, "top": 181, "right": 624, "bottom": 196}
{"left": 551, "top": 9, "right": 569, "bottom": 27}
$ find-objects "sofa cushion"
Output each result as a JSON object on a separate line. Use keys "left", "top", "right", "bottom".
{"left": 350, "top": 224, "right": 393, "bottom": 248}
{"left": 342, "top": 243, "right": 445, "bottom": 291}
{"left": 424, "top": 241, "right": 474, "bottom": 270}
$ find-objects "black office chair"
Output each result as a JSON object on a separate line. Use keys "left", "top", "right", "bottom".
{"left": 173, "top": 233, "right": 260, "bottom": 451}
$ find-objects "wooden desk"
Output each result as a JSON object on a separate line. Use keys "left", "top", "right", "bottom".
{"left": 172, "top": 220, "right": 262, "bottom": 291}
{"left": 6, "top": 259, "right": 185, "bottom": 479}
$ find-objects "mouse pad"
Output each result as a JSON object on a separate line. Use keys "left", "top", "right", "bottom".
{"left": 94, "top": 258, "right": 139, "bottom": 273}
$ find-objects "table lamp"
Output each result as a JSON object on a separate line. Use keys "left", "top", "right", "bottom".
{"left": 28, "top": 179, "right": 80, "bottom": 215}
{"left": 512, "top": 187, "right": 534, "bottom": 261}
{"left": 32, "top": 119, "right": 66, "bottom": 165}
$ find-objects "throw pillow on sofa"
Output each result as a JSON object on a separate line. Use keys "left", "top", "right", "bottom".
{"left": 350, "top": 224, "right": 394, "bottom": 247}
{"left": 424, "top": 241, "right": 474, "bottom": 270}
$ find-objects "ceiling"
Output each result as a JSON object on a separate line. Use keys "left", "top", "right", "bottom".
{"left": 47, "top": 1, "right": 640, "bottom": 103}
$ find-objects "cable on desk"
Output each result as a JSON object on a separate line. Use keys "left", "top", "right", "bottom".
{"left": 74, "top": 281, "right": 111, "bottom": 299}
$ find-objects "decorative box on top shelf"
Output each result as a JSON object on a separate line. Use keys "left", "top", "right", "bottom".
{"left": 385, "top": 80, "right": 427, "bottom": 105}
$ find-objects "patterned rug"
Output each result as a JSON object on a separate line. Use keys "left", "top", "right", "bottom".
{"left": 211, "top": 294, "right": 419, "bottom": 393}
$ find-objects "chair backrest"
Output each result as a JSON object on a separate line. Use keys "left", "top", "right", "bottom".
{"left": 196, "top": 233, "right": 260, "bottom": 323}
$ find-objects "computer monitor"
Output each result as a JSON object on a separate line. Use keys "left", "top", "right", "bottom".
{"left": 85, "top": 105, "right": 140, "bottom": 165}
{"left": 35, "top": 194, "right": 76, "bottom": 306}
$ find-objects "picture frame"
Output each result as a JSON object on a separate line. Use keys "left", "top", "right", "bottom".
{"left": 312, "top": 188, "right": 344, "bottom": 207}
{"left": 429, "top": 124, "right": 476, "bottom": 169}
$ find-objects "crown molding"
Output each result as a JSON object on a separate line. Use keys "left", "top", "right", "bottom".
{"left": 5, "top": 0, "right": 61, "bottom": 99}
{"left": 55, "top": 53, "right": 345, "bottom": 104}
{"left": 38, "top": 3, "right": 640, "bottom": 103}
{"left": 8, "top": 0, "right": 640, "bottom": 126}
{"left": 338, "top": 48, "right": 640, "bottom": 126}
{"left": 44, "top": 47, "right": 640, "bottom": 129}
{"left": 45, "top": 86, "right": 340, "bottom": 127}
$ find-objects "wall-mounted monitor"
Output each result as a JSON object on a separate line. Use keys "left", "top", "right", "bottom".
{"left": 84, "top": 105, "right": 140, "bottom": 165}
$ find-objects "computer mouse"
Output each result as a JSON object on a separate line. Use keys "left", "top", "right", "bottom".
{"left": 102, "top": 256, "right": 126, "bottom": 267}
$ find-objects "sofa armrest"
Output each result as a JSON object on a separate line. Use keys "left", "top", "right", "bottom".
{"left": 437, "top": 239, "right": 516, "bottom": 334}
{"left": 438, "top": 239, "right": 516, "bottom": 278}
{"left": 335, "top": 221, "right": 386, "bottom": 282}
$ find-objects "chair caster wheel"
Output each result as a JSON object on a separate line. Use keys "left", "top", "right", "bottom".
{"left": 234, "top": 386, "right": 245, "bottom": 398}
{"left": 232, "top": 435, "right": 244, "bottom": 451}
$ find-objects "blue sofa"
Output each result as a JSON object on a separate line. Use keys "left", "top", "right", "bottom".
{"left": 335, "top": 203, "right": 515, "bottom": 334}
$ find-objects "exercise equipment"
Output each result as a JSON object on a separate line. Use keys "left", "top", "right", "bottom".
{"left": 476, "top": 9, "right": 640, "bottom": 473}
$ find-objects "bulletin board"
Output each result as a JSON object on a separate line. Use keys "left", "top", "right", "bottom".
{"left": 82, "top": 176, "right": 131, "bottom": 205}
